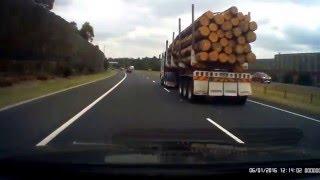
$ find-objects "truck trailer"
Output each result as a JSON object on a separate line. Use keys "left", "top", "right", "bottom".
{"left": 160, "top": 5, "right": 255, "bottom": 104}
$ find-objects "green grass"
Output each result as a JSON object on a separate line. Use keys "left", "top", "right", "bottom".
{"left": 0, "top": 70, "right": 117, "bottom": 109}
{"left": 252, "top": 83, "right": 320, "bottom": 115}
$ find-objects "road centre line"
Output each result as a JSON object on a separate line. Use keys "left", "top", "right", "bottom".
{"left": 164, "top": 88, "right": 170, "bottom": 92}
{"left": 36, "top": 73, "right": 127, "bottom": 146}
{"left": 248, "top": 100, "right": 320, "bottom": 124}
{"left": 206, "top": 118, "right": 245, "bottom": 144}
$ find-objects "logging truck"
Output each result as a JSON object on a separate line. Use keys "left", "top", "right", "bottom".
{"left": 160, "top": 5, "right": 256, "bottom": 104}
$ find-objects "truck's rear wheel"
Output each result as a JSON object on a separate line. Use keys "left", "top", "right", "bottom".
{"left": 182, "top": 80, "right": 188, "bottom": 97}
{"left": 179, "top": 81, "right": 183, "bottom": 96}
{"left": 160, "top": 78, "right": 164, "bottom": 86}
{"left": 237, "top": 96, "right": 247, "bottom": 105}
{"left": 187, "top": 81, "right": 195, "bottom": 101}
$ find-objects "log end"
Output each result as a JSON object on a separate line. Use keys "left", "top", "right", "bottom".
{"left": 249, "top": 21, "right": 258, "bottom": 31}
{"left": 209, "top": 51, "right": 219, "bottom": 62}
{"left": 218, "top": 53, "right": 229, "bottom": 63}
{"left": 246, "top": 52, "right": 256, "bottom": 63}
{"left": 196, "top": 52, "right": 209, "bottom": 62}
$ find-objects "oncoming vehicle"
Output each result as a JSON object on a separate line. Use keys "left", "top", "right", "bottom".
{"left": 126, "top": 66, "right": 134, "bottom": 73}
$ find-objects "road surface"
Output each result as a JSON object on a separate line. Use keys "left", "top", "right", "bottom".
{"left": 0, "top": 70, "right": 320, "bottom": 154}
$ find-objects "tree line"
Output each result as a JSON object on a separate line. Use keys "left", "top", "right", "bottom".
{"left": 108, "top": 57, "right": 161, "bottom": 71}
{"left": 0, "top": 0, "right": 105, "bottom": 77}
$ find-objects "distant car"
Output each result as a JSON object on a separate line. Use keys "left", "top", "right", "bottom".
{"left": 252, "top": 72, "right": 272, "bottom": 83}
{"left": 126, "top": 66, "right": 134, "bottom": 73}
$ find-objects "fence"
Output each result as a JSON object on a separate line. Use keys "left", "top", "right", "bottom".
{"left": 252, "top": 82, "right": 320, "bottom": 106}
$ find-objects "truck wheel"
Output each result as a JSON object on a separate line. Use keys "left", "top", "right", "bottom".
{"left": 237, "top": 96, "right": 247, "bottom": 105}
{"left": 160, "top": 78, "right": 164, "bottom": 86}
{"left": 187, "top": 81, "right": 195, "bottom": 101}
{"left": 182, "top": 80, "right": 188, "bottom": 97}
{"left": 179, "top": 81, "right": 183, "bottom": 96}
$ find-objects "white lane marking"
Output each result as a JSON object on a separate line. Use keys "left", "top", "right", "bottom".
{"left": 248, "top": 100, "right": 320, "bottom": 123}
{"left": 152, "top": 80, "right": 156, "bottom": 83}
{"left": 36, "top": 73, "right": 127, "bottom": 146}
{"left": 0, "top": 71, "right": 118, "bottom": 112}
{"left": 164, "top": 88, "right": 170, "bottom": 93}
{"left": 146, "top": 77, "right": 149, "bottom": 79}
{"left": 206, "top": 118, "right": 245, "bottom": 144}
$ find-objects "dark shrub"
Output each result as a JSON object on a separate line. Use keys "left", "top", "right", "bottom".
{"left": 272, "top": 74, "right": 278, "bottom": 82}
{"left": 37, "top": 75, "right": 49, "bottom": 81}
{"left": 283, "top": 73, "right": 293, "bottom": 84}
{"left": 104, "top": 60, "right": 109, "bottom": 70}
{"left": 0, "top": 77, "right": 19, "bottom": 87}
{"left": 20, "top": 75, "right": 36, "bottom": 81}
{"left": 0, "top": 79, "right": 13, "bottom": 87}
{"left": 62, "top": 67, "right": 72, "bottom": 77}
{"left": 298, "top": 73, "right": 312, "bottom": 86}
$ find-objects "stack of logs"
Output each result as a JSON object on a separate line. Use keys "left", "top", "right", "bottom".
{"left": 167, "top": 6, "right": 257, "bottom": 72}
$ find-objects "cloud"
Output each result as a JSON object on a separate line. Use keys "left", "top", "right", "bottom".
{"left": 54, "top": 0, "right": 71, "bottom": 7}
{"left": 284, "top": 26, "right": 320, "bottom": 49}
{"left": 52, "top": 0, "right": 320, "bottom": 58}
{"left": 253, "top": 25, "right": 320, "bottom": 58}
{"left": 255, "top": 33, "right": 300, "bottom": 53}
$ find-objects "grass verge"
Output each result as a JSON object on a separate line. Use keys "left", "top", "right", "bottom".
{"left": 252, "top": 83, "right": 320, "bottom": 116}
{"left": 0, "top": 70, "right": 117, "bottom": 109}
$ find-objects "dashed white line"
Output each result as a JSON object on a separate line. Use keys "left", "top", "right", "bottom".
{"left": 248, "top": 100, "right": 320, "bottom": 124}
{"left": 206, "top": 118, "right": 245, "bottom": 144}
{"left": 36, "top": 73, "right": 127, "bottom": 146}
{"left": 164, "top": 88, "right": 170, "bottom": 93}
{"left": 152, "top": 80, "right": 156, "bottom": 83}
{"left": 146, "top": 77, "right": 150, "bottom": 79}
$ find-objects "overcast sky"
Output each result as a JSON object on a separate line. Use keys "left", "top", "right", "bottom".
{"left": 53, "top": 0, "right": 320, "bottom": 58}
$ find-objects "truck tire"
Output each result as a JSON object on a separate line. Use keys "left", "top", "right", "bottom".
{"left": 182, "top": 80, "right": 188, "bottom": 98}
{"left": 160, "top": 78, "right": 164, "bottom": 86}
{"left": 237, "top": 96, "right": 247, "bottom": 105}
{"left": 179, "top": 81, "right": 183, "bottom": 96}
{"left": 187, "top": 80, "right": 195, "bottom": 101}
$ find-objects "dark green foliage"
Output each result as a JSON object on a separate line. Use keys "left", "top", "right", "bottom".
{"left": 79, "top": 22, "right": 94, "bottom": 42}
{"left": 298, "top": 73, "right": 312, "bottom": 86}
{"left": 0, "top": 0, "right": 104, "bottom": 76}
{"left": 109, "top": 56, "right": 160, "bottom": 71}
{"left": 34, "top": 0, "right": 54, "bottom": 10}
{"left": 104, "top": 59, "right": 109, "bottom": 70}
{"left": 283, "top": 73, "right": 293, "bottom": 84}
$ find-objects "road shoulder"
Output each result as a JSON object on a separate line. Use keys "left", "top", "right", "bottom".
{"left": 0, "top": 70, "right": 118, "bottom": 111}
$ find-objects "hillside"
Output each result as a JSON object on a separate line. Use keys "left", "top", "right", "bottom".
{"left": 0, "top": 0, "right": 105, "bottom": 75}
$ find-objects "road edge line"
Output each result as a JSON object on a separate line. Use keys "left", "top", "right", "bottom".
{"left": 206, "top": 118, "right": 245, "bottom": 144}
{"left": 0, "top": 71, "right": 118, "bottom": 112}
{"left": 36, "top": 73, "right": 127, "bottom": 146}
{"left": 248, "top": 99, "right": 320, "bottom": 123}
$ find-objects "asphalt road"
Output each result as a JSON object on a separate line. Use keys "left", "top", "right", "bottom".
{"left": 1, "top": 70, "right": 320, "bottom": 154}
